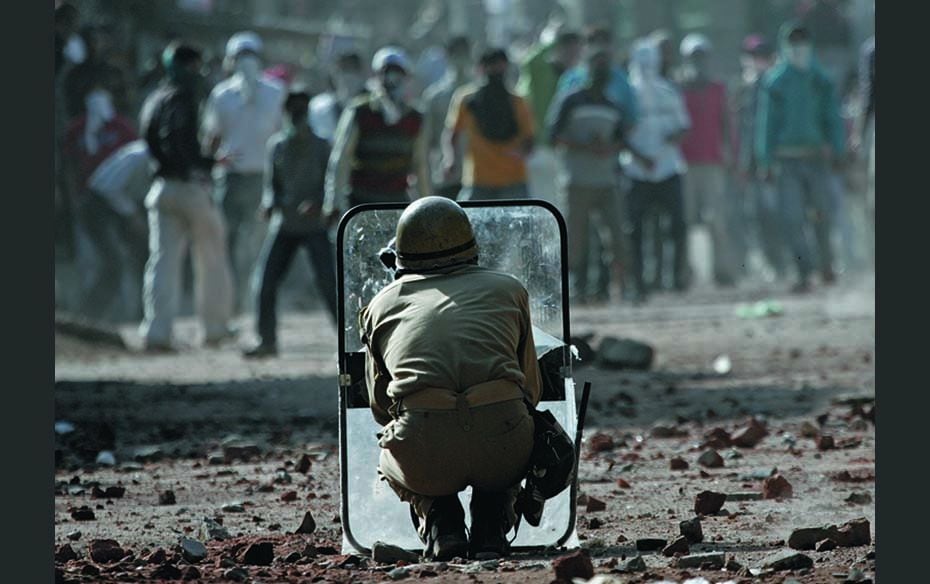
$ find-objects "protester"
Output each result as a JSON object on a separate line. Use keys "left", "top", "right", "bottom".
{"left": 87, "top": 139, "right": 155, "bottom": 321}
{"left": 855, "top": 35, "right": 875, "bottom": 231}
{"left": 309, "top": 52, "right": 367, "bottom": 144}
{"left": 622, "top": 38, "right": 691, "bottom": 304}
{"left": 62, "top": 25, "right": 131, "bottom": 119}
{"left": 422, "top": 36, "right": 472, "bottom": 198}
{"left": 443, "top": 49, "right": 535, "bottom": 200}
{"left": 516, "top": 26, "right": 582, "bottom": 205}
{"left": 324, "top": 46, "right": 429, "bottom": 218}
{"left": 640, "top": 28, "right": 679, "bottom": 292}
{"left": 553, "top": 26, "right": 638, "bottom": 127}
{"left": 138, "top": 42, "right": 235, "bottom": 351}
{"left": 733, "top": 35, "right": 786, "bottom": 280}
{"left": 550, "top": 26, "right": 639, "bottom": 301}
{"left": 679, "top": 33, "right": 739, "bottom": 287}
{"left": 756, "top": 23, "right": 845, "bottom": 293}
{"left": 517, "top": 28, "right": 582, "bottom": 138}
{"left": 62, "top": 87, "right": 139, "bottom": 320}
{"left": 203, "top": 31, "right": 286, "bottom": 312}
{"left": 243, "top": 88, "right": 338, "bottom": 359}
{"left": 549, "top": 47, "right": 651, "bottom": 304}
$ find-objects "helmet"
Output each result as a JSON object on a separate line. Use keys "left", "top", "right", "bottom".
{"left": 395, "top": 197, "right": 478, "bottom": 271}
{"left": 372, "top": 46, "right": 412, "bottom": 73}
{"left": 680, "top": 32, "right": 712, "bottom": 57}
{"left": 225, "top": 31, "right": 263, "bottom": 60}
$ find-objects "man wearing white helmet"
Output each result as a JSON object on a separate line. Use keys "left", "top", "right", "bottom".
{"left": 202, "top": 31, "right": 286, "bottom": 312}
{"left": 323, "top": 46, "right": 429, "bottom": 220}
{"left": 678, "top": 32, "right": 739, "bottom": 288}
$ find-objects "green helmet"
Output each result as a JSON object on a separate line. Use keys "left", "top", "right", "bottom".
{"left": 395, "top": 197, "right": 478, "bottom": 271}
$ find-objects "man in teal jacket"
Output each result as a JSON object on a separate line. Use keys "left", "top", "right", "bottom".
{"left": 756, "top": 22, "right": 845, "bottom": 293}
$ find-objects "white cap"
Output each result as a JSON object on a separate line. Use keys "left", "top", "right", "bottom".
{"left": 680, "top": 33, "right": 712, "bottom": 57}
{"left": 226, "top": 31, "right": 263, "bottom": 59}
{"left": 371, "top": 46, "right": 411, "bottom": 73}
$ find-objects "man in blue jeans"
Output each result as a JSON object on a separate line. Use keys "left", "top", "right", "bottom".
{"left": 243, "top": 88, "right": 338, "bottom": 358}
{"left": 756, "top": 22, "right": 845, "bottom": 293}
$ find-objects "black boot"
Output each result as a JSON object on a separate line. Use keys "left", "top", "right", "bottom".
{"left": 420, "top": 495, "right": 468, "bottom": 561}
{"left": 469, "top": 490, "right": 513, "bottom": 559}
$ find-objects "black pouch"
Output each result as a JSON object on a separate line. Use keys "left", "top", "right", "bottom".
{"left": 514, "top": 400, "right": 576, "bottom": 527}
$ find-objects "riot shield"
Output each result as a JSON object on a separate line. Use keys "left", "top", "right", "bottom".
{"left": 336, "top": 201, "right": 579, "bottom": 555}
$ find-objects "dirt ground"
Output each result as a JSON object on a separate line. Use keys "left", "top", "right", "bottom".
{"left": 54, "top": 271, "right": 875, "bottom": 583}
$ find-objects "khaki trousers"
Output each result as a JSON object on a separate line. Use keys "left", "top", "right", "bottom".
{"left": 377, "top": 397, "right": 533, "bottom": 536}
{"left": 139, "top": 178, "right": 234, "bottom": 345}
{"left": 566, "top": 184, "right": 626, "bottom": 297}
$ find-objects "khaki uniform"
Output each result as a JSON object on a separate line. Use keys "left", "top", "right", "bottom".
{"left": 360, "top": 264, "right": 540, "bottom": 531}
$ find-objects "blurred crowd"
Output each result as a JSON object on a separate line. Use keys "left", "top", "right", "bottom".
{"left": 53, "top": 1, "right": 875, "bottom": 353}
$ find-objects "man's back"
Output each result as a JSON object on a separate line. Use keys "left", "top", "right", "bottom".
{"left": 362, "top": 264, "right": 533, "bottom": 397}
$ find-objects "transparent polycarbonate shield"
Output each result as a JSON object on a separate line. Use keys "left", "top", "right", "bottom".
{"left": 336, "top": 201, "right": 578, "bottom": 554}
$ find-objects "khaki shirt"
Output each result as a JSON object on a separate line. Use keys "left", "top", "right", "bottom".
{"left": 360, "top": 264, "right": 542, "bottom": 425}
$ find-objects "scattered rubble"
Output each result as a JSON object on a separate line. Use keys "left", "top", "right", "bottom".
{"left": 732, "top": 418, "right": 768, "bottom": 448}
{"left": 89, "top": 538, "right": 126, "bottom": 564}
{"left": 697, "top": 449, "right": 724, "bottom": 468}
{"left": 669, "top": 457, "right": 689, "bottom": 471}
{"left": 585, "top": 496, "right": 606, "bottom": 513}
{"left": 552, "top": 550, "right": 594, "bottom": 583}
{"left": 762, "top": 474, "right": 794, "bottom": 499}
{"left": 200, "top": 517, "right": 230, "bottom": 540}
{"left": 694, "top": 491, "right": 727, "bottom": 515}
{"left": 239, "top": 541, "right": 275, "bottom": 566}
{"left": 55, "top": 544, "right": 78, "bottom": 563}
{"left": 635, "top": 538, "right": 666, "bottom": 551}
{"left": 661, "top": 536, "right": 690, "bottom": 557}
{"left": 674, "top": 552, "right": 725, "bottom": 569}
{"left": 762, "top": 550, "right": 814, "bottom": 571}
{"left": 679, "top": 518, "right": 703, "bottom": 543}
{"left": 178, "top": 537, "right": 207, "bottom": 563}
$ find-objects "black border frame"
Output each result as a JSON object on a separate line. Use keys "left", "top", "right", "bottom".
{"left": 334, "top": 199, "right": 576, "bottom": 555}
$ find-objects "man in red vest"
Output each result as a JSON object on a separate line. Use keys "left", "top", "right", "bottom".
{"left": 324, "top": 47, "right": 429, "bottom": 220}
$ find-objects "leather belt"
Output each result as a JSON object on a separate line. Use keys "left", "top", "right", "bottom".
{"left": 396, "top": 379, "right": 526, "bottom": 413}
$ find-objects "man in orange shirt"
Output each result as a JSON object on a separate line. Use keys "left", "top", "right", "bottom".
{"left": 443, "top": 49, "right": 535, "bottom": 200}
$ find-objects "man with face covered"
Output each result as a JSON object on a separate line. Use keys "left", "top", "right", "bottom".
{"left": 548, "top": 47, "right": 652, "bottom": 304}
{"left": 138, "top": 42, "right": 235, "bottom": 350}
{"left": 203, "top": 32, "right": 286, "bottom": 313}
{"left": 422, "top": 36, "right": 473, "bottom": 198}
{"left": 756, "top": 23, "right": 845, "bottom": 293}
{"left": 444, "top": 49, "right": 535, "bottom": 200}
{"left": 678, "top": 34, "right": 738, "bottom": 288}
{"left": 323, "top": 47, "right": 429, "bottom": 219}
{"left": 622, "top": 38, "right": 691, "bottom": 304}
{"left": 309, "top": 52, "right": 367, "bottom": 145}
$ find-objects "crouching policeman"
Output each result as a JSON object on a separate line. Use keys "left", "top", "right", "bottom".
{"left": 360, "top": 197, "right": 541, "bottom": 560}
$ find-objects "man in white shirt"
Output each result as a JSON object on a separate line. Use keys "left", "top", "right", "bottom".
{"left": 202, "top": 31, "right": 285, "bottom": 311}
{"left": 621, "top": 38, "right": 691, "bottom": 304}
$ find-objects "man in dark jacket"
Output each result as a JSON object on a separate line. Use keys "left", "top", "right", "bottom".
{"left": 243, "top": 88, "right": 338, "bottom": 358}
{"left": 137, "top": 42, "right": 235, "bottom": 351}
